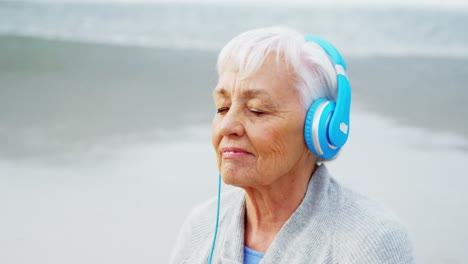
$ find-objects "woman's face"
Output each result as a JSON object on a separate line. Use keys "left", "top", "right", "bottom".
{"left": 212, "top": 54, "right": 311, "bottom": 187}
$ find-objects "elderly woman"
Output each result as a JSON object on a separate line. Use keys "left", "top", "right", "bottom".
{"left": 171, "top": 27, "right": 414, "bottom": 264}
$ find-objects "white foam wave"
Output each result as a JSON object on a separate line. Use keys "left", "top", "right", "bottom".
{"left": 1, "top": 2, "right": 467, "bottom": 57}
{"left": 2, "top": 29, "right": 468, "bottom": 58}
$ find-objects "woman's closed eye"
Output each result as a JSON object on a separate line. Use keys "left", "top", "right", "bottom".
{"left": 216, "top": 107, "right": 229, "bottom": 114}
{"left": 250, "top": 108, "right": 265, "bottom": 116}
{"left": 216, "top": 106, "right": 266, "bottom": 116}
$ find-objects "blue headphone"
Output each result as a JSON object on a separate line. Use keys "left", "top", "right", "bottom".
{"left": 303, "top": 36, "right": 351, "bottom": 160}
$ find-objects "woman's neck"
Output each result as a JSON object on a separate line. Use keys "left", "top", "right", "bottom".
{"left": 243, "top": 159, "right": 316, "bottom": 252}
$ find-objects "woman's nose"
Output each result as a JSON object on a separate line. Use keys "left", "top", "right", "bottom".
{"left": 218, "top": 107, "right": 245, "bottom": 137}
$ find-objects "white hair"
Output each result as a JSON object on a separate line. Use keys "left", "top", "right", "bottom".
{"left": 217, "top": 26, "right": 337, "bottom": 110}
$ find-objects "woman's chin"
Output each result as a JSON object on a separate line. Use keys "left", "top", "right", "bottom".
{"left": 221, "top": 167, "right": 252, "bottom": 187}
{"left": 221, "top": 171, "right": 243, "bottom": 186}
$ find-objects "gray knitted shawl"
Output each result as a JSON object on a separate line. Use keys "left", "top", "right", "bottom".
{"left": 170, "top": 165, "right": 415, "bottom": 263}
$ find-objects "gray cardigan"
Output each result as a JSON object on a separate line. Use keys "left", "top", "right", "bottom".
{"left": 170, "top": 165, "right": 415, "bottom": 263}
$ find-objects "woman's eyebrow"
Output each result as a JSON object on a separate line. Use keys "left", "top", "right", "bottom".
{"left": 243, "top": 88, "right": 269, "bottom": 99}
{"left": 243, "top": 88, "right": 276, "bottom": 105}
{"left": 213, "top": 87, "right": 275, "bottom": 105}
{"left": 213, "top": 87, "right": 227, "bottom": 98}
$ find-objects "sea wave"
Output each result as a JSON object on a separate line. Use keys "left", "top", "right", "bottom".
{"left": 1, "top": 1, "right": 468, "bottom": 57}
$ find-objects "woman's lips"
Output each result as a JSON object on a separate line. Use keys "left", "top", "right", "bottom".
{"left": 221, "top": 147, "right": 252, "bottom": 159}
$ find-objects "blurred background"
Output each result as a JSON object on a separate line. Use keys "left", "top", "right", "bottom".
{"left": 0, "top": 0, "right": 467, "bottom": 263}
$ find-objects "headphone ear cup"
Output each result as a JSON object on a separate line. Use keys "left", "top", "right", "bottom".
{"left": 304, "top": 99, "right": 341, "bottom": 160}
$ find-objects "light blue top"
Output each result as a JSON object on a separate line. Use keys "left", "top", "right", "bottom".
{"left": 243, "top": 246, "right": 264, "bottom": 264}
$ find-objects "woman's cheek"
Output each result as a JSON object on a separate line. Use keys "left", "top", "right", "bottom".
{"left": 254, "top": 127, "right": 287, "bottom": 168}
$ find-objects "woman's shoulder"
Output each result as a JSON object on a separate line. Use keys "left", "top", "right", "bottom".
{"left": 331, "top": 183, "right": 415, "bottom": 263}
{"left": 337, "top": 183, "right": 408, "bottom": 232}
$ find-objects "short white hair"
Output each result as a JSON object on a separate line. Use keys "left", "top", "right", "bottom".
{"left": 217, "top": 26, "right": 337, "bottom": 110}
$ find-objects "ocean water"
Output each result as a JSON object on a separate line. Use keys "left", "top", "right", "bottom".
{"left": 1, "top": 1, "right": 468, "bottom": 264}
{"left": 1, "top": 1, "right": 468, "bottom": 56}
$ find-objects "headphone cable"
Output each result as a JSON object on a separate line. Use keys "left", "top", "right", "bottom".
{"left": 208, "top": 173, "right": 222, "bottom": 264}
